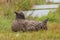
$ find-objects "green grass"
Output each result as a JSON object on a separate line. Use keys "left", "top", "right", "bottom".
{"left": 30, "top": 6, "right": 60, "bottom": 23}
{"left": 0, "top": 0, "right": 46, "bottom": 17}
{"left": 0, "top": 8, "right": 60, "bottom": 40}
{"left": 0, "top": 0, "right": 60, "bottom": 40}
{"left": 0, "top": 18, "right": 60, "bottom": 40}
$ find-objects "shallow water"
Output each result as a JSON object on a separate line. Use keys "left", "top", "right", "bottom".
{"left": 32, "top": 4, "right": 59, "bottom": 9}
{"left": 24, "top": 3, "right": 59, "bottom": 17}
{"left": 46, "top": 0, "right": 60, "bottom": 3}
{"left": 24, "top": 10, "right": 50, "bottom": 17}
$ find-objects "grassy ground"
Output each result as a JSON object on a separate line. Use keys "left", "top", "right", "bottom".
{"left": 0, "top": 18, "right": 60, "bottom": 40}
{"left": 0, "top": 0, "right": 60, "bottom": 40}
{"left": 0, "top": 9, "right": 60, "bottom": 40}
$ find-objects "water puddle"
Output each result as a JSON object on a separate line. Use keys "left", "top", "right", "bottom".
{"left": 24, "top": 10, "right": 50, "bottom": 17}
{"left": 32, "top": 4, "right": 59, "bottom": 9}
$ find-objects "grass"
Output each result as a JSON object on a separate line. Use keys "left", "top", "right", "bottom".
{"left": 0, "top": 0, "right": 46, "bottom": 17}
{"left": 0, "top": 0, "right": 60, "bottom": 40}
{"left": 0, "top": 8, "right": 60, "bottom": 40}
{"left": 31, "top": 6, "right": 60, "bottom": 23}
{"left": 0, "top": 20, "right": 60, "bottom": 40}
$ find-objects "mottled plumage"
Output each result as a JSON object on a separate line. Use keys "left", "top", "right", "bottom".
{"left": 12, "top": 11, "right": 48, "bottom": 32}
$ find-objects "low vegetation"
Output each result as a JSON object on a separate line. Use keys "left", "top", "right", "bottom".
{"left": 0, "top": 0, "right": 60, "bottom": 40}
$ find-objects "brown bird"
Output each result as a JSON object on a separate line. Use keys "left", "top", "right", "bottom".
{"left": 12, "top": 11, "right": 48, "bottom": 32}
